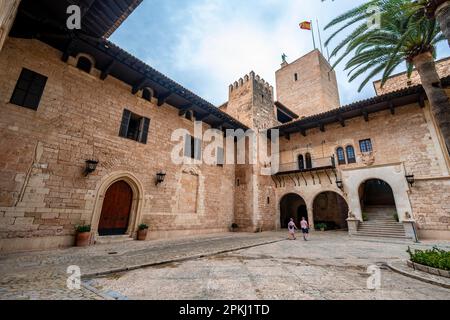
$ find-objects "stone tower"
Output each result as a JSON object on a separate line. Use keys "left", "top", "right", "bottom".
{"left": 221, "top": 71, "right": 277, "bottom": 130}
{"left": 275, "top": 49, "right": 340, "bottom": 118}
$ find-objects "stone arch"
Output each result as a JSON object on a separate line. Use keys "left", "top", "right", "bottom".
{"left": 312, "top": 191, "right": 349, "bottom": 230}
{"left": 278, "top": 192, "right": 308, "bottom": 229}
{"left": 342, "top": 164, "right": 412, "bottom": 222}
{"left": 91, "top": 171, "right": 144, "bottom": 240}
{"left": 75, "top": 53, "right": 95, "bottom": 74}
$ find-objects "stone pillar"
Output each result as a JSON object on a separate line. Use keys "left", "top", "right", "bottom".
{"left": 403, "top": 220, "right": 419, "bottom": 242}
{"left": 307, "top": 204, "right": 315, "bottom": 231}
{"left": 346, "top": 218, "right": 360, "bottom": 236}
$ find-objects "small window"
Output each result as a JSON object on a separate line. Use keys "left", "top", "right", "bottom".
{"left": 305, "top": 153, "right": 312, "bottom": 169}
{"left": 142, "top": 88, "right": 152, "bottom": 101}
{"left": 76, "top": 56, "right": 92, "bottom": 73}
{"left": 294, "top": 73, "right": 298, "bottom": 81}
{"left": 185, "top": 134, "right": 202, "bottom": 160}
{"left": 359, "top": 139, "right": 373, "bottom": 153}
{"left": 236, "top": 179, "right": 240, "bottom": 187}
{"left": 119, "top": 109, "right": 150, "bottom": 144}
{"left": 10, "top": 68, "right": 48, "bottom": 110}
{"left": 346, "top": 146, "right": 356, "bottom": 164}
{"left": 298, "top": 155, "right": 305, "bottom": 170}
{"left": 336, "top": 147, "right": 346, "bottom": 165}
{"left": 267, "top": 197, "right": 270, "bottom": 204}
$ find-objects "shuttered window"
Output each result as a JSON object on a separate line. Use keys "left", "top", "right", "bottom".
{"left": 118, "top": 109, "right": 150, "bottom": 144}
{"left": 10, "top": 68, "right": 47, "bottom": 110}
{"left": 185, "top": 135, "right": 202, "bottom": 160}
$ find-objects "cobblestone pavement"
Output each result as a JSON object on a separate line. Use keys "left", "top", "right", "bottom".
{"left": 89, "top": 232, "right": 450, "bottom": 300}
{"left": 0, "top": 232, "right": 284, "bottom": 299}
{"left": 1, "top": 231, "right": 450, "bottom": 300}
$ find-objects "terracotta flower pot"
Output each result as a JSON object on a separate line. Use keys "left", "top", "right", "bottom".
{"left": 138, "top": 229, "right": 148, "bottom": 241}
{"left": 76, "top": 232, "right": 91, "bottom": 247}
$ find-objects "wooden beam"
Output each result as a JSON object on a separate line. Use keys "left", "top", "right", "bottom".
{"left": 285, "top": 133, "right": 290, "bottom": 141}
{"left": 157, "top": 92, "right": 172, "bottom": 107}
{"left": 195, "top": 113, "right": 209, "bottom": 121}
{"left": 301, "top": 129, "right": 307, "bottom": 137}
{"left": 178, "top": 104, "right": 193, "bottom": 116}
{"left": 132, "top": 78, "right": 147, "bottom": 95}
{"left": 100, "top": 60, "right": 115, "bottom": 80}
{"left": 389, "top": 101, "right": 395, "bottom": 115}
{"left": 61, "top": 38, "right": 75, "bottom": 62}
{"left": 338, "top": 115, "right": 346, "bottom": 127}
{"left": 319, "top": 123, "right": 325, "bottom": 132}
{"left": 362, "top": 109, "right": 369, "bottom": 122}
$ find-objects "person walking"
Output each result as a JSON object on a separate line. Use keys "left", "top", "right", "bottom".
{"left": 300, "top": 217, "right": 310, "bottom": 241}
{"left": 288, "top": 218, "right": 298, "bottom": 240}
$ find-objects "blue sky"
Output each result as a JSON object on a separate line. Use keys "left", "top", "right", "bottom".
{"left": 110, "top": 0, "right": 450, "bottom": 106}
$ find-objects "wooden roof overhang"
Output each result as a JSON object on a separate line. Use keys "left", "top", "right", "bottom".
{"left": 9, "top": 0, "right": 249, "bottom": 131}
{"left": 272, "top": 77, "right": 450, "bottom": 137}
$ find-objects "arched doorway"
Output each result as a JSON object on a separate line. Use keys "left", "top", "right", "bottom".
{"left": 98, "top": 180, "right": 133, "bottom": 236}
{"left": 313, "top": 192, "right": 349, "bottom": 230}
{"left": 359, "top": 179, "right": 397, "bottom": 220}
{"left": 280, "top": 193, "right": 308, "bottom": 228}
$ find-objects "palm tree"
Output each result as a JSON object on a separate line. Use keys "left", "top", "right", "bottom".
{"left": 325, "top": 0, "right": 450, "bottom": 154}
{"left": 420, "top": 0, "right": 450, "bottom": 46}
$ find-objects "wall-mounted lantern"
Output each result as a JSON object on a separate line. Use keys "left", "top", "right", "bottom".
{"left": 336, "top": 178, "right": 344, "bottom": 190}
{"left": 156, "top": 171, "right": 166, "bottom": 186}
{"left": 84, "top": 160, "right": 98, "bottom": 176}
{"left": 405, "top": 173, "right": 415, "bottom": 187}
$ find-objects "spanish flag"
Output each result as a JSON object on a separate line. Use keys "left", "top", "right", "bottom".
{"left": 299, "top": 21, "right": 312, "bottom": 30}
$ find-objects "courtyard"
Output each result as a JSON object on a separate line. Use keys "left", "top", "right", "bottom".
{"left": 0, "top": 231, "right": 449, "bottom": 300}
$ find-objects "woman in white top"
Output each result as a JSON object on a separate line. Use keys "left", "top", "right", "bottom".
{"left": 288, "top": 218, "right": 298, "bottom": 240}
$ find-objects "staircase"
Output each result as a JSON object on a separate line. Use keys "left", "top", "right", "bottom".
{"left": 354, "top": 206, "right": 411, "bottom": 240}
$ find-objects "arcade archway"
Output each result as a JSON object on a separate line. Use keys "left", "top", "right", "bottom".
{"left": 279, "top": 193, "right": 308, "bottom": 228}
{"left": 312, "top": 192, "right": 349, "bottom": 230}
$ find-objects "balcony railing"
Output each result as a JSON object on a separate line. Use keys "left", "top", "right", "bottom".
{"left": 274, "top": 156, "right": 336, "bottom": 175}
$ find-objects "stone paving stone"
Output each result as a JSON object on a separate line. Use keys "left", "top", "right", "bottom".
{"left": 1, "top": 231, "right": 450, "bottom": 300}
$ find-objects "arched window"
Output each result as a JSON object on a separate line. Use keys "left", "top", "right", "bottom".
{"left": 76, "top": 56, "right": 92, "bottom": 73}
{"left": 298, "top": 154, "right": 305, "bottom": 170}
{"left": 305, "top": 153, "right": 312, "bottom": 169}
{"left": 142, "top": 88, "right": 152, "bottom": 102}
{"left": 346, "top": 145, "right": 356, "bottom": 164}
{"left": 336, "top": 147, "right": 346, "bottom": 165}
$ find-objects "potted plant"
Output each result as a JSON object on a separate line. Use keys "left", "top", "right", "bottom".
{"left": 316, "top": 223, "right": 327, "bottom": 232}
{"left": 231, "top": 223, "right": 239, "bottom": 232}
{"left": 75, "top": 225, "right": 91, "bottom": 247}
{"left": 138, "top": 223, "right": 149, "bottom": 241}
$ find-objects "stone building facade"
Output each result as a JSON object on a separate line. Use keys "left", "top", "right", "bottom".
{"left": 0, "top": 0, "right": 449, "bottom": 252}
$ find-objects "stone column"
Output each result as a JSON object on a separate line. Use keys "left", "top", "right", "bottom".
{"left": 346, "top": 218, "right": 360, "bottom": 236}
{"left": 307, "top": 204, "right": 315, "bottom": 231}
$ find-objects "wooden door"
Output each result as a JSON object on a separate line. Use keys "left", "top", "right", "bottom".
{"left": 98, "top": 181, "right": 133, "bottom": 236}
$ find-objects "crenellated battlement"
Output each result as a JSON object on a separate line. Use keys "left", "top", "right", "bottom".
{"left": 229, "top": 71, "right": 273, "bottom": 96}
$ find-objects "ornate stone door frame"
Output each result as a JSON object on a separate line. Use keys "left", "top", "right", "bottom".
{"left": 90, "top": 171, "right": 144, "bottom": 241}
{"left": 342, "top": 163, "right": 413, "bottom": 222}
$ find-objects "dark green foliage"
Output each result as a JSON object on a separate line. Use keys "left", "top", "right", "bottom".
{"left": 407, "top": 246, "right": 450, "bottom": 271}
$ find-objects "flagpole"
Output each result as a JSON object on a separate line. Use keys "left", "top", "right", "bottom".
{"left": 310, "top": 20, "right": 317, "bottom": 50}
{"left": 316, "top": 19, "right": 324, "bottom": 54}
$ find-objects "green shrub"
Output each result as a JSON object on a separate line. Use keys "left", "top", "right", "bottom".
{"left": 362, "top": 213, "right": 369, "bottom": 222}
{"left": 138, "top": 223, "right": 149, "bottom": 230}
{"left": 315, "top": 223, "right": 327, "bottom": 230}
{"left": 75, "top": 225, "right": 91, "bottom": 233}
{"left": 407, "top": 246, "right": 450, "bottom": 271}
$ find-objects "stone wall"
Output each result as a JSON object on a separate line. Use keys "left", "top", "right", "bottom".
{"left": 0, "top": 38, "right": 236, "bottom": 251}
{"left": 275, "top": 49, "right": 340, "bottom": 118}
{"left": 270, "top": 102, "right": 450, "bottom": 238}
{"left": 0, "top": 0, "right": 21, "bottom": 52}
{"left": 373, "top": 57, "right": 450, "bottom": 96}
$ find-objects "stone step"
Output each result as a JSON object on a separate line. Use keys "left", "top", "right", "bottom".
{"left": 354, "top": 232, "right": 409, "bottom": 239}
{"left": 95, "top": 235, "right": 134, "bottom": 245}
{"left": 359, "top": 227, "right": 405, "bottom": 232}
